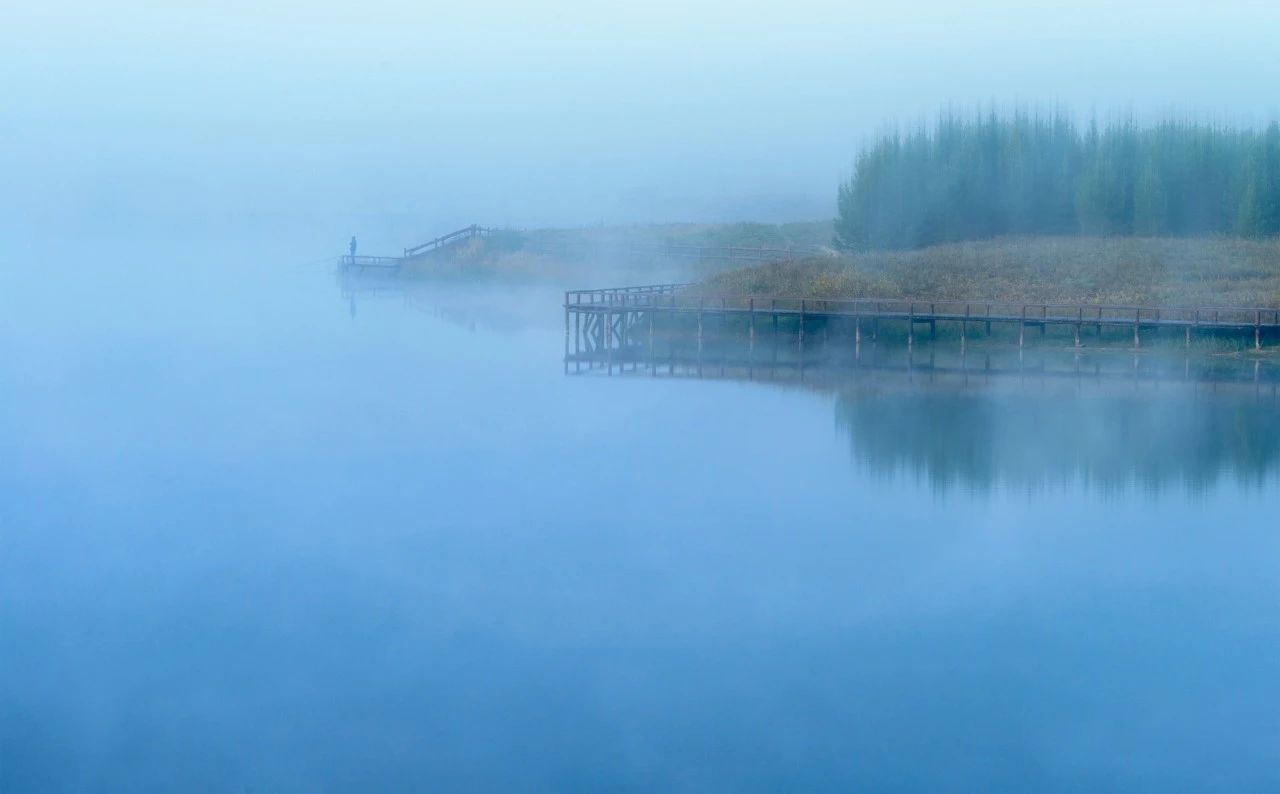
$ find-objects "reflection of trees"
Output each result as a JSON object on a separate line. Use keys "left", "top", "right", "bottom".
{"left": 834, "top": 388, "right": 1280, "bottom": 493}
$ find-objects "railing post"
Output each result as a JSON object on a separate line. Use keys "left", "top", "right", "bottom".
{"left": 697, "top": 297, "right": 704, "bottom": 349}
{"left": 647, "top": 301, "right": 656, "bottom": 372}
{"left": 620, "top": 293, "right": 629, "bottom": 353}
{"left": 799, "top": 299, "right": 806, "bottom": 346}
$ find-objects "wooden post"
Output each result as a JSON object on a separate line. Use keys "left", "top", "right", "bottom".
{"left": 908, "top": 302, "right": 915, "bottom": 348}
{"left": 961, "top": 304, "right": 969, "bottom": 345}
{"left": 985, "top": 304, "right": 992, "bottom": 335}
{"left": 748, "top": 297, "right": 756, "bottom": 344}
{"left": 1019, "top": 306, "right": 1025, "bottom": 348}
{"left": 799, "top": 299, "right": 806, "bottom": 347}
{"left": 648, "top": 309, "right": 656, "bottom": 376}
{"left": 697, "top": 297, "right": 704, "bottom": 352}
{"left": 1040, "top": 305, "right": 1047, "bottom": 336}
{"left": 1075, "top": 306, "right": 1082, "bottom": 348}
{"left": 1256, "top": 310, "right": 1262, "bottom": 350}
{"left": 1133, "top": 309, "right": 1141, "bottom": 349}
{"left": 605, "top": 308, "right": 613, "bottom": 375}
{"left": 620, "top": 294, "right": 628, "bottom": 351}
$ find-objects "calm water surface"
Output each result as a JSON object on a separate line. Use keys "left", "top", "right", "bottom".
{"left": 2, "top": 245, "right": 1279, "bottom": 791}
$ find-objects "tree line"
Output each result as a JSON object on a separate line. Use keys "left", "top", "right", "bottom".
{"left": 835, "top": 111, "right": 1280, "bottom": 250}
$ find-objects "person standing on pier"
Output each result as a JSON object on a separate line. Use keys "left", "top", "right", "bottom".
{"left": 348, "top": 235, "right": 358, "bottom": 264}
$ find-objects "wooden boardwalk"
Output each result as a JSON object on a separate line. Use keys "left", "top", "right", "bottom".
{"left": 338, "top": 225, "right": 498, "bottom": 271}
{"left": 339, "top": 226, "right": 827, "bottom": 272}
{"left": 565, "top": 283, "right": 1280, "bottom": 356}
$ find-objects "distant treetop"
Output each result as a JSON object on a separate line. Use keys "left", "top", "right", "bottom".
{"left": 836, "top": 111, "right": 1280, "bottom": 250}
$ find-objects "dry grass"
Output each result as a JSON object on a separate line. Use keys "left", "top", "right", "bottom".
{"left": 700, "top": 236, "right": 1280, "bottom": 307}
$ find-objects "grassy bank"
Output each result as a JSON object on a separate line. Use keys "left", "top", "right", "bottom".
{"left": 518, "top": 220, "right": 833, "bottom": 252}
{"left": 699, "top": 235, "right": 1280, "bottom": 307}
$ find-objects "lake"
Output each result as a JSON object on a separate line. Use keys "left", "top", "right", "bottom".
{"left": 2, "top": 243, "right": 1278, "bottom": 791}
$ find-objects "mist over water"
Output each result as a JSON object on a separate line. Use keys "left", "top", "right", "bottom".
{"left": 6, "top": 1, "right": 1280, "bottom": 789}
{"left": 2, "top": 244, "right": 1278, "bottom": 790}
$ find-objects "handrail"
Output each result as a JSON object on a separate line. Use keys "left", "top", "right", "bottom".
{"left": 403, "top": 224, "right": 495, "bottom": 257}
{"left": 339, "top": 254, "right": 403, "bottom": 267}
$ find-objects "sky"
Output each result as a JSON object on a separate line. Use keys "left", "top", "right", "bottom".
{"left": 4, "top": 0, "right": 1280, "bottom": 243}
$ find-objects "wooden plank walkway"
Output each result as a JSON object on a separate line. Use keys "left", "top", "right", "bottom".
{"left": 339, "top": 228, "right": 827, "bottom": 272}
{"left": 337, "top": 225, "right": 497, "bottom": 271}
{"left": 564, "top": 283, "right": 1280, "bottom": 354}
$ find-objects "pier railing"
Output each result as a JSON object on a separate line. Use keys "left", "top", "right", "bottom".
{"left": 564, "top": 283, "right": 1280, "bottom": 350}
{"left": 403, "top": 224, "right": 495, "bottom": 258}
{"left": 339, "top": 254, "right": 404, "bottom": 269}
{"left": 565, "top": 283, "right": 692, "bottom": 304}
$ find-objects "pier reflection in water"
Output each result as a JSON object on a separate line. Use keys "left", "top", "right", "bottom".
{"left": 567, "top": 329, "right": 1280, "bottom": 494}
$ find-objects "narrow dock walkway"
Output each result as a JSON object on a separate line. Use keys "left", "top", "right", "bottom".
{"left": 565, "top": 283, "right": 1280, "bottom": 353}
{"left": 339, "top": 228, "right": 828, "bottom": 272}
{"left": 338, "top": 225, "right": 497, "bottom": 271}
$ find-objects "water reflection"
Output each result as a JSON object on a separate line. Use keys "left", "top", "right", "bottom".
{"left": 567, "top": 333, "right": 1280, "bottom": 493}
{"left": 836, "top": 385, "right": 1280, "bottom": 494}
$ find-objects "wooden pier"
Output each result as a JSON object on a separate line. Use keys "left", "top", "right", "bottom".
{"left": 564, "top": 284, "right": 1280, "bottom": 361}
{"left": 338, "top": 225, "right": 498, "bottom": 271}
{"left": 339, "top": 225, "right": 828, "bottom": 273}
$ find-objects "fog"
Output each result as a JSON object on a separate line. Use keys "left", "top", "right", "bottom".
{"left": 6, "top": 1, "right": 1280, "bottom": 247}
{"left": 5, "top": 4, "right": 1280, "bottom": 790}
